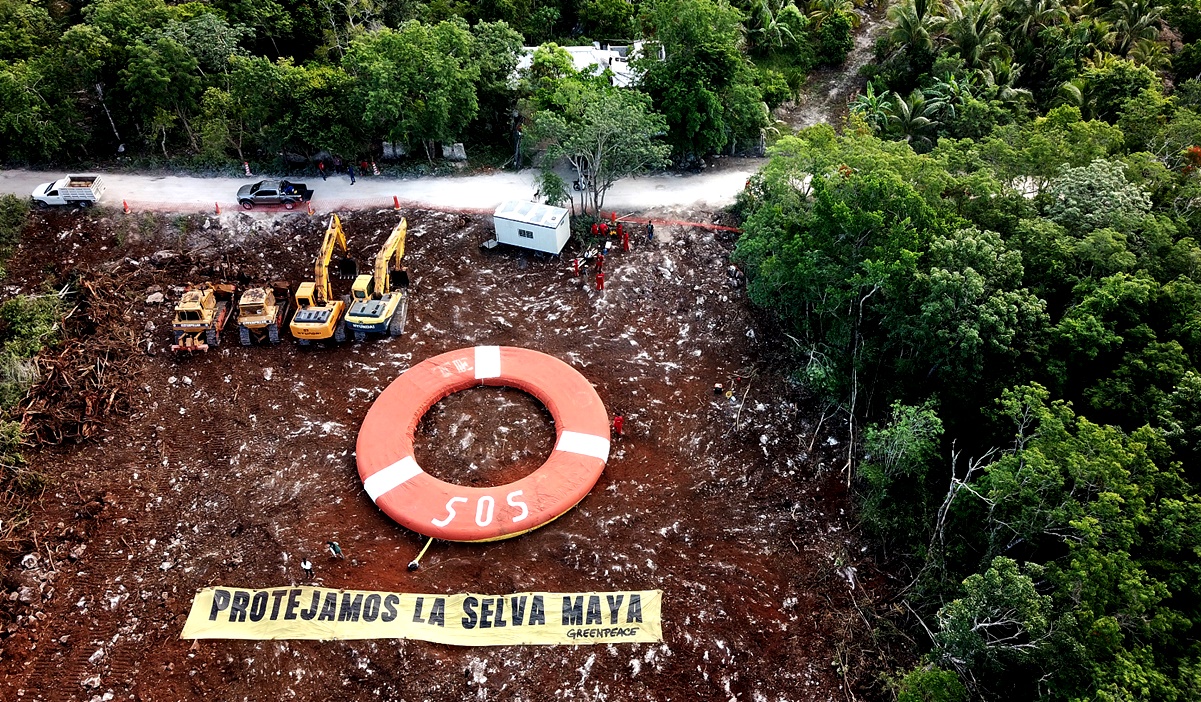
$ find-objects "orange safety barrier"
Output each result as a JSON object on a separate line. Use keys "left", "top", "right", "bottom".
{"left": 357, "top": 346, "right": 610, "bottom": 542}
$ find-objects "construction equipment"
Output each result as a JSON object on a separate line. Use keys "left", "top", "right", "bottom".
{"left": 344, "top": 218, "right": 410, "bottom": 341}
{"left": 171, "top": 283, "right": 236, "bottom": 353}
{"left": 289, "top": 214, "right": 357, "bottom": 345}
{"left": 236, "top": 281, "right": 290, "bottom": 345}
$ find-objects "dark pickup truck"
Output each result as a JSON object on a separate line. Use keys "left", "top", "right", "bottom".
{"left": 237, "top": 180, "right": 314, "bottom": 210}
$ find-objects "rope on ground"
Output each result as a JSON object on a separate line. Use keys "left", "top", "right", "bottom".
{"left": 407, "top": 536, "right": 435, "bottom": 571}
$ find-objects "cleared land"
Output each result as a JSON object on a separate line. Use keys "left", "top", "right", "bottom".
{"left": 0, "top": 207, "right": 883, "bottom": 701}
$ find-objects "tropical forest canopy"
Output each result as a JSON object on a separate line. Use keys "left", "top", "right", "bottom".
{"left": 0, "top": 0, "right": 849, "bottom": 165}
{"left": 737, "top": 93, "right": 1201, "bottom": 702}
{"left": 730, "top": 1, "right": 1201, "bottom": 699}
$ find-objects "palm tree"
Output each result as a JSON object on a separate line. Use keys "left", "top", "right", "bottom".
{"left": 1107, "top": 0, "right": 1163, "bottom": 56}
{"left": 977, "top": 57, "right": 1034, "bottom": 106}
{"left": 1055, "top": 78, "right": 1092, "bottom": 117}
{"left": 888, "top": 0, "right": 945, "bottom": 53}
{"left": 886, "top": 90, "right": 944, "bottom": 149}
{"left": 943, "top": 0, "right": 1008, "bottom": 70}
{"left": 809, "top": 0, "right": 862, "bottom": 29}
{"left": 747, "top": 0, "right": 802, "bottom": 53}
{"left": 926, "top": 73, "right": 974, "bottom": 119}
{"left": 1128, "top": 37, "right": 1171, "bottom": 71}
{"left": 1006, "top": 0, "right": 1069, "bottom": 37}
{"left": 1067, "top": 17, "right": 1117, "bottom": 57}
{"left": 851, "top": 82, "right": 892, "bottom": 131}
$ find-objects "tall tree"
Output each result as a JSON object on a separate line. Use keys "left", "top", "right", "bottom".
{"left": 529, "top": 86, "right": 671, "bottom": 213}
{"left": 345, "top": 19, "right": 480, "bottom": 158}
{"left": 637, "top": 0, "right": 767, "bottom": 158}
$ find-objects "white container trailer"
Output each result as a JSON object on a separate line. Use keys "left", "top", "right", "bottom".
{"left": 492, "top": 201, "right": 571, "bottom": 254}
{"left": 31, "top": 175, "right": 106, "bottom": 208}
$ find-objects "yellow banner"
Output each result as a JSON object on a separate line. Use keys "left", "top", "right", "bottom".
{"left": 181, "top": 586, "right": 662, "bottom": 645}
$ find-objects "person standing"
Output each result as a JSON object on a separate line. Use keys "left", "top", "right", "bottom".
{"left": 596, "top": 270, "right": 605, "bottom": 290}
{"left": 613, "top": 414, "right": 624, "bottom": 436}
{"left": 621, "top": 228, "right": 630, "bottom": 252}
{"left": 647, "top": 222, "right": 655, "bottom": 242}
{"left": 347, "top": 165, "right": 356, "bottom": 185}
{"left": 301, "top": 557, "right": 313, "bottom": 579}
{"left": 318, "top": 161, "right": 327, "bottom": 181}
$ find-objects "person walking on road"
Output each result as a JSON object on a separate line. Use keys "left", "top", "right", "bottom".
{"left": 647, "top": 222, "right": 654, "bottom": 242}
{"left": 301, "top": 557, "right": 313, "bottom": 579}
{"left": 318, "top": 161, "right": 327, "bottom": 181}
{"left": 327, "top": 541, "right": 345, "bottom": 559}
{"left": 347, "top": 165, "right": 356, "bottom": 184}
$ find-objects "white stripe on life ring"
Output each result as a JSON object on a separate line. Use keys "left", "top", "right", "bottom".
{"left": 475, "top": 345, "right": 501, "bottom": 379}
{"left": 555, "top": 431, "right": 610, "bottom": 462}
{"left": 364, "top": 456, "right": 423, "bottom": 502}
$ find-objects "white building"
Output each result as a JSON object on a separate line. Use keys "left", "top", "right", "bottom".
{"left": 493, "top": 200, "right": 572, "bottom": 254}
{"left": 515, "top": 41, "right": 657, "bottom": 88}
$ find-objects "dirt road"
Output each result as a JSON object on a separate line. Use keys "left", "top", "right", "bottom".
{"left": 0, "top": 159, "right": 757, "bottom": 215}
{"left": 776, "top": 6, "right": 892, "bottom": 130}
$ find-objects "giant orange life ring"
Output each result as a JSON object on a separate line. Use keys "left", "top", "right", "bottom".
{"left": 356, "top": 346, "right": 610, "bottom": 542}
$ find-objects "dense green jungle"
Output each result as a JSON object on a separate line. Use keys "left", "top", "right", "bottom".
{"left": 4, "top": 0, "right": 1201, "bottom": 698}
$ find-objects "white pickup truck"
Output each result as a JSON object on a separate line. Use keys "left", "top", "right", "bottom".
{"left": 31, "top": 175, "right": 106, "bottom": 208}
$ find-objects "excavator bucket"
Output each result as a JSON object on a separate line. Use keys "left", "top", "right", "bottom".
{"left": 335, "top": 257, "right": 358, "bottom": 280}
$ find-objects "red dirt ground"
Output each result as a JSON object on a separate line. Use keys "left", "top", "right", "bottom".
{"left": 0, "top": 206, "right": 886, "bottom": 701}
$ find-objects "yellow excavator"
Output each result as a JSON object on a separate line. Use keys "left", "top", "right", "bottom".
{"left": 344, "top": 218, "right": 410, "bottom": 341}
{"left": 289, "top": 214, "right": 356, "bottom": 345}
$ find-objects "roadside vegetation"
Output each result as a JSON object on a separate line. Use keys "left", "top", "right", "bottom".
{"left": 0, "top": 196, "right": 65, "bottom": 539}
{"left": 0, "top": 0, "right": 855, "bottom": 171}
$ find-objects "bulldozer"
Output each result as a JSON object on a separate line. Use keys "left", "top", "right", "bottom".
{"left": 171, "top": 283, "right": 236, "bottom": 353}
{"left": 236, "top": 281, "right": 290, "bottom": 345}
{"left": 344, "top": 217, "right": 410, "bottom": 341}
{"left": 289, "top": 214, "right": 357, "bottom": 345}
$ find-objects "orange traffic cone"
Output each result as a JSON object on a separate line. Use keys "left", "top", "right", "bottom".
{"left": 123, "top": 200, "right": 130, "bottom": 214}
{"left": 393, "top": 195, "right": 401, "bottom": 210}
{"left": 215, "top": 202, "right": 221, "bottom": 214}
{"left": 307, "top": 202, "right": 315, "bottom": 215}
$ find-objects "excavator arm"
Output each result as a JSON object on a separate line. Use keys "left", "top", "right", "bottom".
{"left": 314, "top": 214, "right": 349, "bottom": 304}
{"left": 374, "top": 218, "right": 407, "bottom": 295}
